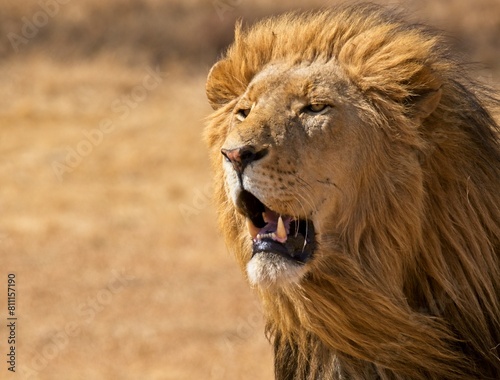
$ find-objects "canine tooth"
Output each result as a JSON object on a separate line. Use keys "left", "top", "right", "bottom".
{"left": 262, "top": 212, "right": 268, "bottom": 223}
{"left": 246, "top": 218, "right": 260, "bottom": 239}
{"left": 276, "top": 216, "right": 287, "bottom": 241}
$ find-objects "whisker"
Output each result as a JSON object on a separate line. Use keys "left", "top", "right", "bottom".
{"left": 291, "top": 192, "right": 318, "bottom": 253}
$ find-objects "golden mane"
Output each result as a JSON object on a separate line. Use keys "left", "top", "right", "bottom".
{"left": 205, "top": 4, "right": 500, "bottom": 379}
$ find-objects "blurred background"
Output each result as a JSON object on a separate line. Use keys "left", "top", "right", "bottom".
{"left": 0, "top": 0, "right": 498, "bottom": 379}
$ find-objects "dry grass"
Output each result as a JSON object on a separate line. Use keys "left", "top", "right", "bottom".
{"left": 0, "top": 0, "right": 498, "bottom": 379}
{"left": 0, "top": 56, "right": 273, "bottom": 379}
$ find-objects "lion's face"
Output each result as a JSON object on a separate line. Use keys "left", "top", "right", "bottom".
{"left": 213, "top": 61, "right": 384, "bottom": 287}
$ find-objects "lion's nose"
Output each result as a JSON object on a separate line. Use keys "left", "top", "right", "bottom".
{"left": 221, "top": 146, "right": 268, "bottom": 173}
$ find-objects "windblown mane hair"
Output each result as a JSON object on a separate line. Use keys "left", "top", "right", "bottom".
{"left": 205, "top": 4, "right": 500, "bottom": 379}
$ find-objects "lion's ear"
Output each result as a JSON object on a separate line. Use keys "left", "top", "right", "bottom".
{"left": 206, "top": 60, "right": 236, "bottom": 110}
{"left": 406, "top": 66, "right": 443, "bottom": 123}
{"left": 410, "top": 87, "right": 442, "bottom": 123}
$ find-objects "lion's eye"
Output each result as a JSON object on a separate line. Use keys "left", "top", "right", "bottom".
{"left": 235, "top": 108, "right": 251, "bottom": 121}
{"left": 305, "top": 104, "right": 329, "bottom": 114}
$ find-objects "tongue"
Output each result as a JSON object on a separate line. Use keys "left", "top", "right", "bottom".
{"left": 246, "top": 211, "right": 290, "bottom": 243}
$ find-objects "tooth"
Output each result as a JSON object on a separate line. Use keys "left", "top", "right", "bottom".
{"left": 246, "top": 218, "right": 260, "bottom": 239}
{"left": 262, "top": 212, "right": 268, "bottom": 223}
{"left": 276, "top": 216, "right": 287, "bottom": 241}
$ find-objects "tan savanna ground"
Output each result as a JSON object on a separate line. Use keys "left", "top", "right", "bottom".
{"left": 0, "top": 0, "right": 498, "bottom": 379}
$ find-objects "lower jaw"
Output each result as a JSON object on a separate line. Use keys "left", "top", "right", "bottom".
{"left": 246, "top": 251, "right": 308, "bottom": 288}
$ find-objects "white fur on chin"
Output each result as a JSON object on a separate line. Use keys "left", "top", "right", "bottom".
{"left": 246, "top": 252, "right": 306, "bottom": 288}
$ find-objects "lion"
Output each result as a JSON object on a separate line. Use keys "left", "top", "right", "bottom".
{"left": 204, "top": 4, "right": 500, "bottom": 379}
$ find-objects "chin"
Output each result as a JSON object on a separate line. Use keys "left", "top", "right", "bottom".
{"left": 246, "top": 251, "right": 309, "bottom": 288}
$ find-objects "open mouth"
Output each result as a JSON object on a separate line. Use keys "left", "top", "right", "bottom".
{"left": 236, "top": 190, "right": 316, "bottom": 263}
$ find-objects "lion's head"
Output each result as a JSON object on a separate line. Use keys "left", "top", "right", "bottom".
{"left": 205, "top": 4, "right": 500, "bottom": 379}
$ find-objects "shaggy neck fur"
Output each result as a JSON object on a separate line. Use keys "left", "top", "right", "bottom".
{"left": 205, "top": 4, "right": 500, "bottom": 379}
